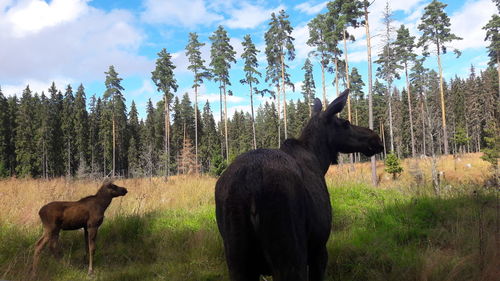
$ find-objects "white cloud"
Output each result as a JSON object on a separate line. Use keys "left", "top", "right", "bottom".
{"left": 223, "top": 2, "right": 284, "bottom": 29}
{"left": 1, "top": 78, "right": 73, "bottom": 97}
{"left": 130, "top": 79, "right": 156, "bottom": 97}
{"left": 5, "top": 0, "right": 89, "bottom": 37}
{"left": 140, "top": 0, "right": 223, "bottom": 27}
{"left": 292, "top": 23, "right": 314, "bottom": 60}
{"left": 449, "top": 0, "right": 496, "bottom": 51}
{"left": 294, "top": 1, "right": 327, "bottom": 15}
{"left": 0, "top": 1, "right": 152, "bottom": 95}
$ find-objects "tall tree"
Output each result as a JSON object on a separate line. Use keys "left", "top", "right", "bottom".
{"left": 186, "top": 32, "right": 211, "bottom": 171}
{"left": 127, "top": 101, "right": 141, "bottom": 177}
{"left": 307, "top": 13, "right": 330, "bottom": 108}
{"left": 483, "top": 14, "right": 500, "bottom": 97}
{"left": 103, "top": 65, "right": 126, "bottom": 177}
{"left": 209, "top": 25, "right": 236, "bottom": 162}
{"left": 240, "top": 34, "right": 261, "bottom": 150}
{"left": 375, "top": 2, "right": 401, "bottom": 152}
{"left": 151, "top": 48, "right": 178, "bottom": 178}
{"left": 61, "top": 85, "right": 76, "bottom": 177}
{"left": 200, "top": 101, "right": 220, "bottom": 172}
{"left": 265, "top": 13, "right": 282, "bottom": 145}
{"left": 0, "top": 88, "right": 9, "bottom": 176}
{"left": 301, "top": 58, "right": 316, "bottom": 116}
{"left": 74, "top": 84, "right": 89, "bottom": 174}
{"left": 418, "top": 0, "right": 462, "bottom": 155}
{"left": 47, "top": 83, "right": 64, "bottom": 176}
{"left": 266, "top": 10, "right": 295, "bottom": 139}
{"left": 362, "top": 0, "right": 377, "bottom": 185}
{"left": 15, "top": 86, "right": 38, "bottom": 177}
{"left": 394, "top": 24, "right": 417, "bottom": 158}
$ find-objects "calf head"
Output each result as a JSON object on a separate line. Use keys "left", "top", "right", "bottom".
{"left": 313, "top": 89, "right": 383, "bottom": 158}
{"left": 100, "top": 181, "right": 128, "bottom": 197}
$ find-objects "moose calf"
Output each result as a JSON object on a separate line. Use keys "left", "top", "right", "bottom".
{"left": 32, "top": 181, "right": 128, "bottom": 275}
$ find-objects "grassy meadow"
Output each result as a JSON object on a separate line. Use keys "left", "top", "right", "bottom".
{"left": 0, "top": 153, "right": 498, "bottom": 281}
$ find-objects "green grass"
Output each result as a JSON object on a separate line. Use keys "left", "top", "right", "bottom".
{"left": 1, "top": 183, "right": 497, "bottom": 281}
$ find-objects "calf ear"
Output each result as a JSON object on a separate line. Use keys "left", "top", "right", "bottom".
{"left": 312, "top": 98, "right": 322, "bottom": 115}
{"left": 326, "top": 89, "right": 349, "bottom": 117}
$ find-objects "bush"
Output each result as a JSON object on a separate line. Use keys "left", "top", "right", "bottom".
{"left": 385, "top": 153, "right": 403, "bottom": 180}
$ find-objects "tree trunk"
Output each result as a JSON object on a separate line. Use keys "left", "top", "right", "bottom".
{"left": 194, "top": 85, "right": 198, "bottom": 173}
{"left": 281, "top": 53, "right": 288, "bottom": 139}
{"left": 405, "top": 64, "right": 416, "bottom": 158}
{"left": 250, "top": 82, "right": 257, "bottom": 150}
{"left": 497, "top": 55, "right": 500, "bottom": 99}
{"left": 387, "top": 84, "right": 395, "bottom": 152}
{"left": 224, "top": 83, "right": 229, "bottom": 162}
{"left": 112, "top": 113, "right": 115, "bottom": 178}
{"left": 335, "top": 57, "right": 339, "bottom": 98}
{"left": 164, "top": 95, "right": 170, "bottom": 178}
{"left": 421, "top": 98, "right": 426, "bottom": 156}
{"left": 276, "top": 84, "right": 281, "bottom": 146}
{"left": 436, "top": 43, "right": 449, "bottom": 154}
{"left": 219, "top": 81, "right": 224, "bottom": 157}
{"left": 343, "top": 29, "right": 352, "bottom": 122}
{"left": 321, "top": 61, "right": 326, "bottom": 109}
{"left": 365, "top": 5, "right": 377, "bottom": 186}
{"left": 381, "top": 121, "right": 387, "bottom": 158}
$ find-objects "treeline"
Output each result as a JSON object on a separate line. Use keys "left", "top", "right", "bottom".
{"left": 0, "top": 0, "right": 498, "bottom": 179}
{"left": 0, "top": 65, "right": 497, "bottom": 179}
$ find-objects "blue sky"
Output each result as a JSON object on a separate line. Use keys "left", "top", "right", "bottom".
{"left": 0, "top": 0, "right": 496, "bottom": 120}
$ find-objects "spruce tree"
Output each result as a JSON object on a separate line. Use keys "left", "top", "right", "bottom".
{"left": 48, "top": 83, "right": 64, "bottom": 176}
{"left": 74, "top": 84, "right": 89, "bottom": 175}
{"left": 418, "top": 0, "right": 462, "bottom": 155}
{"left": 152, "top": 48, "right": 178, "bottom": 178}
{"left": 385, "top": 152, "right": 403, "bottom": 180}
{"left": 483, "top": 14, "right": 500, "bottom": 97}
{"left": 15, "top": 86, "right": 38, "bottom": 177}
{"left": 200, "top": 101, "right": 220, "bottom": 173}
{"left": 128, "top": 101, "right": 141, "bottom": 177}
{"left": 61, "top": 85, "right": 76, "bottom": 177}
{"left": 240, "top": 34, "right": 261, "bottom": 149}
{"left": 0, "top": 88, "right": 9, "bottom": 177}
{"left": 186, "top": 33, "right": 211, "bottom": 170}
{"left": 209, "top": 25, "right": 236, "bottom": 162}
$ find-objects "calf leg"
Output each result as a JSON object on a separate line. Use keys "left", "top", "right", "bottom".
{"left": 308, "top": 246, "right": 328, "bottom": 281}
{"left": 84, "top": 227, "right": 89, "bottom": 261}
{"left": 48, "top": 230, "right": 61, "bottom": 259}
{"left": 87, "top": 227, "right": 98, "bottom": 275}
{"left": 32, "top": 231, "right": 50, "bottom": 274}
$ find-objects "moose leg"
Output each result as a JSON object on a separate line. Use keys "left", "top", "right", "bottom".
{"left": 87, "top": 227, "right": 98, "bottom": 275}
{"left": 48, "top": 230, "right": 61, "bottom": 259}
{"left": 308, "top": 246, "right": 328, "bottom": 281}
{"left": 84, "top": 227, "right": 89, "bottom": 261}
{"left": 32, "top": 231, "right": 50, "bottom": 274}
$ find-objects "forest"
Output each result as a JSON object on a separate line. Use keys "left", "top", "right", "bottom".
{"left": 0, "top": 0, "right": 498, "bottom": 181}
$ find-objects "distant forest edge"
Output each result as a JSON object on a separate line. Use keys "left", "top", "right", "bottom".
{"left": 0, "top": 65, "right": 497, "bottom": 179}
{"left": 0, "top": 0, "right": 498, "bottom": 179}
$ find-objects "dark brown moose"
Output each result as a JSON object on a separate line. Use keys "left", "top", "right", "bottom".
{"left": 215, "top": 89, "right": 384, "bottom": 281}
{"left": 32, "top": 181, "right": 128, "bottom": 275}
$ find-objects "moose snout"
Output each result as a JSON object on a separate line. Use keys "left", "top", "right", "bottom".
{"left": 120, "top": 188, "right": 128, "bottom": 196}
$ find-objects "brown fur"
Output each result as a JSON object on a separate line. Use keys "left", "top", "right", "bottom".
{"left": 32, "top": 181, "right": 127, "bottom": 275}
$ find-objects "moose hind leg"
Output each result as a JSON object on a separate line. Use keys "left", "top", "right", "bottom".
{"left": 308, "top": 246, "right": 328, "bottom": 281}
{"left": 48, "top": 230, "right": 62, "bottom": 259}
{"left": 32, "top": 233, "right": 50, "bottom": 274}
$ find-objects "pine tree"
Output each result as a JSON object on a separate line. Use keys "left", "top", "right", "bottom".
{"left": 307, "top": 13, "right": 330, "bottom": 108}
{"left": 375, "top": 2, "right": 401, "bottom": 153}
{"left": 209, "top": 25, "right": 236, "bottom": 162}
{"left": 350, "top": 67, "right": 365, "bottom": 128}
{"left": 151, "top": 48, "right": 178, "bottom": 178}
{"left": 267, "top": 10, "right": 295, "bottom": 139}
{"left": 265, "top": 13, "right": 282, "bottom": 145}
{"left": 186, "top": 33, "right": 211, "bottom": 171}
{"left": 103, "top": 65, "right": 127, "bottom": 177}
{"left": 418, "top": 0, "right": 462, "bottom": 155}
{"left": 301, "top": 58, "right": 316, "bottom": 116}
{"left": 394, "top": 24, "right": 417, "bottom": 158}
{"left": 240, "top": 34, "right": 261, "bottom": 149}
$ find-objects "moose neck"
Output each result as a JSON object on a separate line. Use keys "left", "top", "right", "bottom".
{"left": 95, "top": 190, "right": 113, "bottom": 211}
{"left": 297, "top": 117, "right": 338, "bottom": 175}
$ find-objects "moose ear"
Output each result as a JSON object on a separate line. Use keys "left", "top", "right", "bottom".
{"left": 326, "top": 89, "right": 349, "bottom": 117}
{"left": 312, "top": 98, "right": 322, "bottom": 115}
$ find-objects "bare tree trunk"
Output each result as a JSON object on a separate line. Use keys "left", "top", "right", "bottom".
{"left": 164, "top": 95, "right": 170, "bottom": 178}
{"left": 281, "top": 53, "right": 288, "bottom": 139}
{"left": 381, "top": 121, "right": 387, "bottom": 158}
{"left": 250, "top": 82, "right": 257, "bottom": 150}
{"left": 67, "top": 140, "right": 71, "bottom": 177}
{"left": 343, "top": 30, "right": 352, "bottom": 122}
{"left": 387, "top": 85, "right": 394, "bottom": 152}
{"left": 277, "top": 84, "right": 281, "bottom": 146}
{"left": 365, "top": 5, "right": 377, "bottom": 186}
{"left": 194, "top": 85, "right": 199, "bottom": 173}
{"left": 224, "top": 82, "right": 229, "bottom": 163}
{"left": 405, "top": 65, "right": 416, "bottom": 158}
{"left": 421, "top": 98, "right": 426, "bottom": 156}
{"left": 436, "top": 44, "right": 449, "bottom": 154}
{"left": 497, "top": 55, "right": 500, "bottom": 99}
{"left": 112, "top": 114, "right": 115, "bottom": 178}
{"left": 219, "top": 81, "right": 224, "bottom": 158}
{"left": 321, "top": 62, "right": 327, "bottom": 109}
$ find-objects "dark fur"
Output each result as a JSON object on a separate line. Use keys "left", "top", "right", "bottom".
{"left": 32, "top": 181, "right": 127, "bottom": 275}
{"left": 215, "top": 90, "right": 383, "bottom": 281}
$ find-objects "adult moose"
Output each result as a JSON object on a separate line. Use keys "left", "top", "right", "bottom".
{"left": 215, "top": 89, "right": 383, "bottom": 281}
{"left": 32, "top": 181, "right": 128, "bottom": 276}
